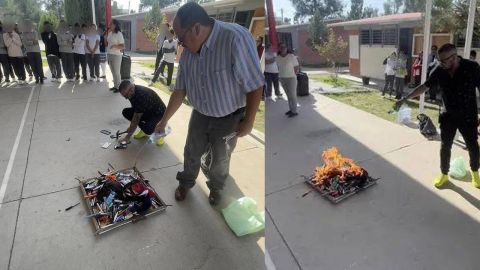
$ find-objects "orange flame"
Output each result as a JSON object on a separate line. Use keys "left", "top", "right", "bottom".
{"left": 312, "top": 147, "right": 364, "bottom": 186}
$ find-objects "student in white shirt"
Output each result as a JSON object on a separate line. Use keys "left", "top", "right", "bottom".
{"left": 264, "top": 43, "right": 282, "bottom": 98}
{"left": 106, "top": 19, "right": 125, "bottom": 92}
{"left": 276, "top": 43, "right": 299, "bottom": 117}
{"left": 73, "top": 23, "right": 87, "bottom": 80}
{"left": 382, "top": 52, "right": 396, "bottom": 97}
{"left": 150, "top": 29, "right": 176, "bottom": 87}
{"left": 3, "top": 24, "right": 26, "bottom": 83}
{"left": 58, "top": 20, "right": 75, "bottom": 82}
{"left": 86, "top": 23, "right": 101, "bottom": 82}
{"left": 153, "top": 22, "right": 170, "bottom": 74}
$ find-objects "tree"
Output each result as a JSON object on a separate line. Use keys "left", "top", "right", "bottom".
{"left": 383, "top": 1, "right": 393, "bottom": 15}
{"left": 142, "top": 1, "right": 165, "bottom": 44}
{"left": 64, "top": 0, "right": 91, "bottom": 25}
{"left": 283, "top": 17, "right": 292, "bottom": 25}
{"left": 401, "top": 0, "right": 454, "bottom": 33}
{"left": 307, "top": 10, "right": 328, "bottom": 50}
{"left": 404, "top": 0, "right": 423, "bottom": 12}
{"left": 41, "top": 0, "right": 65, "bottom": 19}
{"left": 315, "top": 28, "right": 348, "bottom": 79}
{"left": 382, "top": 0, "right": 402, "bottom": 14}
{"left": 3, "top": 0, "right": 42, "bottom": 23}
{"left": 290, "top": 0, "right": 343, "bottom": 20}
{"left": 348, "top": 0, "right": 363, "bottom": 20}
{"left": 112, "top": 1, "right": 125, "bottom": 16}
{"left": 38, "top": 11, "right": 60, "bottom": 32}
{"left": 453, "top": 0, "right": 480, "bottom": 38}
{"left": 64, "top": 0, "right": 106, "bottom": 26}
{"left": 362, "top": 6, "right": 378, "bottom": 18}
{"left": 139, "top": 0, "right": 183, "bottom": 11}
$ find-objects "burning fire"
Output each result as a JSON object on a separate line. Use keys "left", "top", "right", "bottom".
{"left": 312, "top": 147, "right": 366, "bottom": 187}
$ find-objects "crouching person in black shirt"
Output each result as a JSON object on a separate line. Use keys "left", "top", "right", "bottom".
{"left": 118, "top": 80, "right": 167, "bottom": 146}
{"left": 396, "top": 43, "right": 480, "bottom": 189}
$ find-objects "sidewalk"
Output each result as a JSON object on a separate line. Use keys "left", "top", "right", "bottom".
{"left": 0, "top": 67, "right": 265, "bottom": 270}
{"left": 266, "top": 85, "right": 480, "bottom": 269}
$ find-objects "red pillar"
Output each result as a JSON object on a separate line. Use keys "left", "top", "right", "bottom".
{"left": 105, "top": 0, "right": 112, "bottom": 30}
{"left": 266, "top": 0, "right": 278, "bottom": 52}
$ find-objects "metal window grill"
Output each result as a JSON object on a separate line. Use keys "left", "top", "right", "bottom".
{"left": 361, "top": 30, "right": 370, "bottom": 45}
{"left": 372, "top": 30, "right": 382, "bottom": 44}
{"left": 217, "top": 12, "right": 233, "bottom": 22}
{"left": 383, "top": 28, "right": 397, "bottom": 45}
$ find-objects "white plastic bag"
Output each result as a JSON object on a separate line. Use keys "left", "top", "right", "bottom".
{"left": 397, "top": 104, "right": 412, "bottom": 124}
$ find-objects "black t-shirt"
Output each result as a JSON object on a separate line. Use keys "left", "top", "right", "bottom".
{"left": 425, "top": 57, "right": 480, "bottom": 120}
{"left": 129, "top": 85, "right": 166, "bottom": 119}
{"left": 41, "top": 31, "right": 60, "bottom": 56}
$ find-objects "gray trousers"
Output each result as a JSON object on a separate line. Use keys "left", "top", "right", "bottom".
{"left": 86, "top": 54, "right": 100, "bottom": 78}
{"left": 176, "top": 108, "right": 245, "bottom": 191}
{"left": 26, "top": 52, "right": 44, "bottom": 79}
{"left": 47, "top": 55, "right": 62, "bottom": 79}
{"left": 280, "top": 77, "right": 298, "bottom": 113}
{"left": 108, "top": 54, "right": 122, "bottom": 88}
{"left": 60, "top": 52, "right": 74, "bottom": 79}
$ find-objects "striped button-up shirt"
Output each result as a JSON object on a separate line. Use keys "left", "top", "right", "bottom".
{"left": 175, "top": 19, "right": 264, "bottom": 117}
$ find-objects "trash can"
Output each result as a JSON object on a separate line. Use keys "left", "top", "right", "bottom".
{"left": 296, "top": 72, "right": 309, "bottom": 96}
{"left": 362, "top": 76, "right": 370, "bottom": 85}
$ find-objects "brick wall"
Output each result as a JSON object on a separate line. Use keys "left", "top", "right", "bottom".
{"left": 297, "top": 26, "right": 349, "bottom": 66}
{"left": 135, "top": 18, "right": 156, "bottom": 53}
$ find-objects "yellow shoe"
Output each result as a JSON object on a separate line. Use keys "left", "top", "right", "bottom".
{"left": 133, "top": 130, "right": 146, "bottom": 139}
{"left": 433, "top": 174, "right": 449, "bottom": 188}
{"left": 156, "top": 137, "right": 165, "bottom": 146}
{"left": 472, "top": 171, "right": 480, "bottom": 188}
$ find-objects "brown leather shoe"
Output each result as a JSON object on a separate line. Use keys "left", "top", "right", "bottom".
{"left": 175, "top": 186, "right": 189, "bottom": 201}
{"left": 208, "top": 190, "right": 221, "bottom": 205}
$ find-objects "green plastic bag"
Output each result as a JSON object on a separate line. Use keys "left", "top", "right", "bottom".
{"left": 449, "top": 157, "right": 467, "bottom": 179}
{"left": 222, "top": 197, "right": 265, "bottom": 237}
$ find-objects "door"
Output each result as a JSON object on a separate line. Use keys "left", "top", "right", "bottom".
{"left": 399, "top": 28, "right": 413, "bottom": 81}
{"left": 118, "top": 20, "right": 131, "bottom": 51}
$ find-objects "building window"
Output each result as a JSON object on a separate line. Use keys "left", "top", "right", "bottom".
{"left": 361, "top": 28, "right": 398, "bottom": 46}
{"left": 372, "top": 30, "right": 382, "bottom": 44}
{"left": 217, "top": 12, "right": 233, "bottom": 22}
{"left": 361, "top": 30, "right": 370, "bottom": 45}
{"left": 235, "top": 10, "right": 254, "bottom": 28}
{"left": 455, "top": 35, "right": 480, "bottom": 48}
{"left": 383, "top": 28, "right": 397, "bottom": 45}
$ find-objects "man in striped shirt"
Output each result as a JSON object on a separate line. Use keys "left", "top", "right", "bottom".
{"left": 155, "top": 2, "right": 264, "bottom": 205}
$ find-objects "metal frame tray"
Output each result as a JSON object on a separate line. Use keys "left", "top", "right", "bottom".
{"left": 78, "top": 167, "right": 167, "bottom": 235}
{"left": 305, "top": 176, "right": 378, "bottom": 204}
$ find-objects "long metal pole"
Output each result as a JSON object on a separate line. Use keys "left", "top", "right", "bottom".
{"left": 91, "top": 0, "right": 96, "bottom": 25}
{"left": 419, "top": 0, "right": 432, "bottom": 112}
{"left": 464, "top": 0, "right": 477, "bottom": 58}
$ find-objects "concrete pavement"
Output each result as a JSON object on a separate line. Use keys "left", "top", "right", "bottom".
{"left": 0, "top": 68, "right": 265, "bottom": 270}
{"left": 266, "top": 87, "right": 480, "bottom": 270}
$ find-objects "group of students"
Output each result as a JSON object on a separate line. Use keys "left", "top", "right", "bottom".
{"left": 264, "top": 42, "right": 300, "bottom": 117}
{"left": 382, "top": 50, "right": 408, "bottom": 100}
{"left": 0, "top": 19, "right": 126, "bottom": 91}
